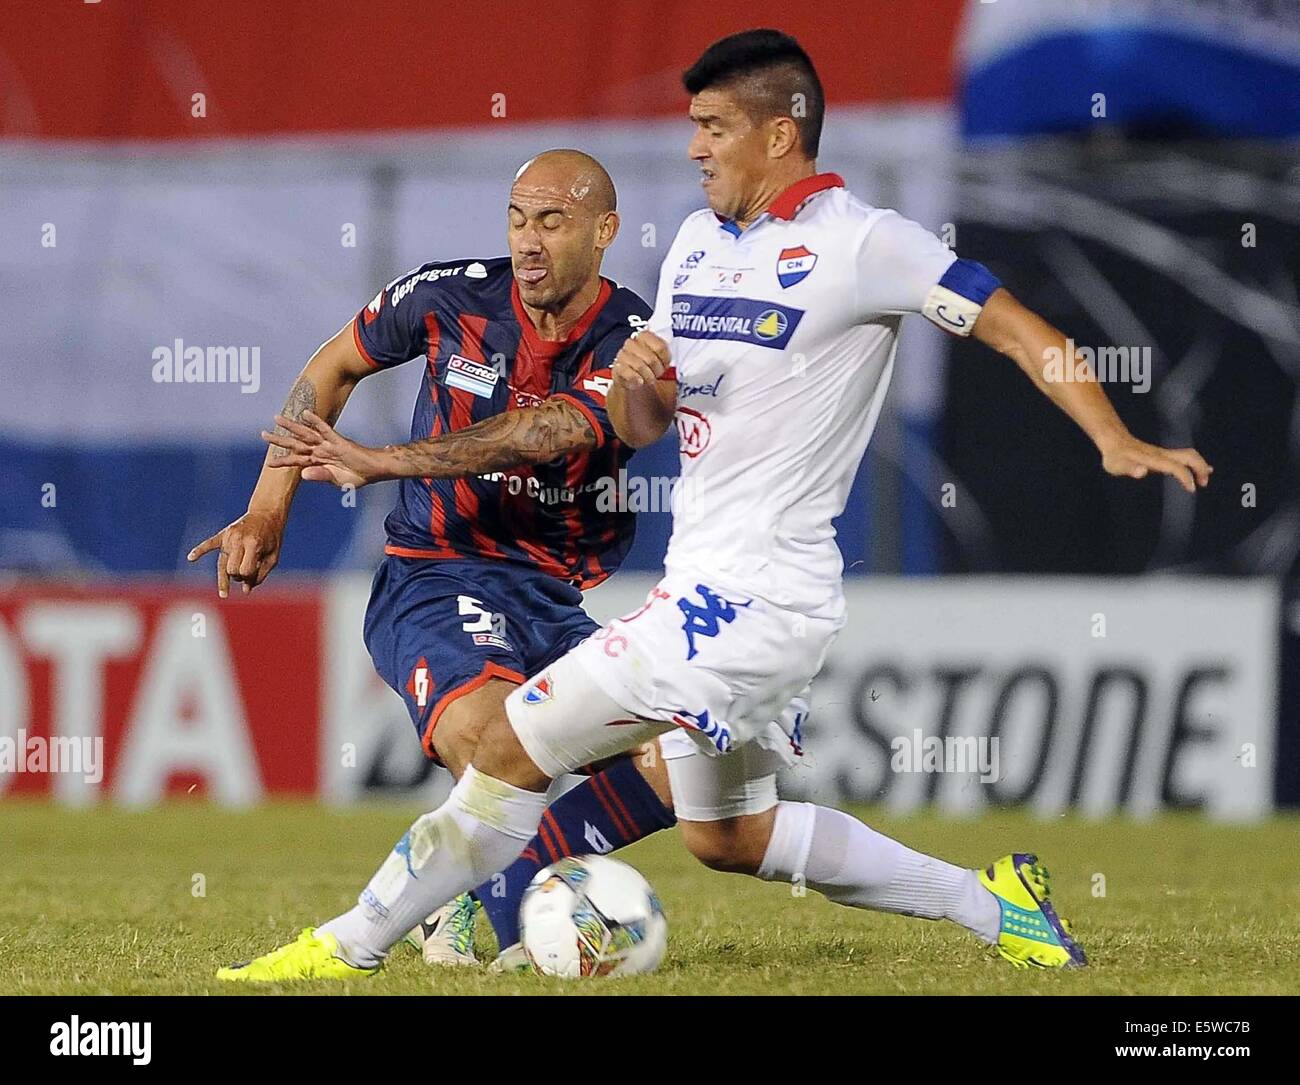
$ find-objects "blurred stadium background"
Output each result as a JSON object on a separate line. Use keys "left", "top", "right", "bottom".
{"left": 2, "top": 0, "right": 1297, "bottom": 821}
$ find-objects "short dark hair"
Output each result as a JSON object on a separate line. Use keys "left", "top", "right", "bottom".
{"left": 683, "top": 29, "right": 825, "bottom": 158}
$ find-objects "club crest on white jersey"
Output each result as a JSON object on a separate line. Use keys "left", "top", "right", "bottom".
{"left": 776, "top": 244, "right": 818, "bottom": 288}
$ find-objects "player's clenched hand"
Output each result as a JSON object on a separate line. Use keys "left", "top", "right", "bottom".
{"left": 1099, "top": 433, "right": 1213, "bottom": 494}
{"left": 612, "top": 330, "right": 671, "bottom": 388}
{"left": 187, "top": 508, "right": 285, "bottom": 598}
{"left": 262, "top": 411, "right": 396, "bottom": 489}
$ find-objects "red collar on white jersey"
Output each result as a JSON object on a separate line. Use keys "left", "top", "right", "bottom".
{"left": 767, "top": 172, "right": 845, "bottom": 219}
{"left": 715, "top": 172, "right": 845, "bottom": 233}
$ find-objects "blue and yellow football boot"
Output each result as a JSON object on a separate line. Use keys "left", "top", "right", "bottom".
{"left": 979, "top": 853, "right": 1088, "bottom": 969}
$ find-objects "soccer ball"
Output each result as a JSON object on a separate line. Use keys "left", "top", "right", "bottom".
{"left": 519, "top": 855, "right": 667, "bottom": 978}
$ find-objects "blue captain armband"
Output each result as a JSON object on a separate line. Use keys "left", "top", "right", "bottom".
{"left": 921, "top": 259, "right": 1001, "bottom": 336}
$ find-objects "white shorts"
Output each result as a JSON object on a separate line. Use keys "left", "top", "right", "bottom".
{"left": 506, "top": 573, "right": 837, "bottom": 803}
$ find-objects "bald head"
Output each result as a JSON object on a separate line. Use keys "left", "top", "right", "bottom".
{"left": 507, "top": 148, "right": 620, "bottom": 318}
{"left": 512, "top": 149, "right": 617, "bottom": 216}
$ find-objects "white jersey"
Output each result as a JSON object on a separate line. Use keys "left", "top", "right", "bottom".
{"left": 508, "top": 176, "right": 1003, "bottom": 774}
{"left": 649, "top": 173, "right": 999, "bottom": 616}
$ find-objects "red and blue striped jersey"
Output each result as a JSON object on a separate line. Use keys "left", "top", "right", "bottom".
{"left": 352, "top": 257, "right": 650, "bottom": 589}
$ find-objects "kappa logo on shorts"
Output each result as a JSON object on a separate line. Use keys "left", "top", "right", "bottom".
{"left": 776, "top": 245, "right": 818, "bottom": 288}
{"left": 670, "top": 707, "right": 733, "bottom": 754}
{"left": 523, "top": 674, "right": 553, "bottom": 705}
{"left": 677, "top": 584, "right": 751, "bottom": 660}
{"left": 790, "top": 709, "right": 807, "bottom": 757}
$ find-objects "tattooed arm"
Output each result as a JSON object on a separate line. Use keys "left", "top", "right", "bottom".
{"left": 262, "top": 397, "right": 598, "bottom": 489}
{"left": 383, "top": 398, "right": 597, "bottom": 477}
{"left": 188, "top": 322, "right": 374, "bottom": 595}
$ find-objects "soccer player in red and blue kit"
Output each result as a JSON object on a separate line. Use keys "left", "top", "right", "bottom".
{"left": 189, "top": 150, "right": 677, "bottom": 969}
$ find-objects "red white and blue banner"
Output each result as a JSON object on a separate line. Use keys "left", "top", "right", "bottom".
{"left": 2, "top": 0, "right": 1295, "bottom": 577}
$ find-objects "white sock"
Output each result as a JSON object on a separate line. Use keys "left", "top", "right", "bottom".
{"left": 757, "top": 802, "right": 1001, "bottom": 944}
{"left": 319, "top": 766, "right": 547, "bottom": 968}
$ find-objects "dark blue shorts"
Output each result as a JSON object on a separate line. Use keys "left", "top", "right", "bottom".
{"left": 363, "top": 555, "right": 598, "bottom": 758}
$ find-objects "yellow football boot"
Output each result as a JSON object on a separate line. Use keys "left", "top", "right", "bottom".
{"left": 216, "top": 927, "right": 379, "bottom": 983}
{"left": 979, "top": 853, "right": 1088, "bottom": 969}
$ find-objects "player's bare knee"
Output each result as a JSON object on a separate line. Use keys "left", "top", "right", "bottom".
{"left": 430, "top": 678, "right": 514, "bottom": 779}
{"left": 430, "top": 715, "right": 477, "bottom": 779}
{"left": 470, "top": 707, "right": 549, "bottom": 792}
{"left": 680, "top": 814, "right": 770, "bottom": 875}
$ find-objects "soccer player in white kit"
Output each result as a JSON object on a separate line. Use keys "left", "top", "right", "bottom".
{"left": 220, "top": 30, "right": 1212, "bottom": 981}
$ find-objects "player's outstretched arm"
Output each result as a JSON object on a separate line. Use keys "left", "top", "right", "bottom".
{"left": 608, "top": 330, "right": 677, "bottom": 448}
{"left": 261, "top": 397, "right": 600, "bottom": 486}
{"left": 187, "top": 323, "right": 372, "bottom": 596}
{"left": 971, "top": 289, "right": 1213, "bottom": 493}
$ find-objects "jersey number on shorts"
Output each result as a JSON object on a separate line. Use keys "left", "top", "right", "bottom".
{"left": 677, "top": 584, "right": 750, "bottom": 660}
{"left": 458, "top": 595, "right": 509, "bottom": 646}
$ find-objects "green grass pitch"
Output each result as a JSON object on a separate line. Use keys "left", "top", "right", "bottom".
{"left": 2, "top": 801, "right": 1297, "bottom": 995}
